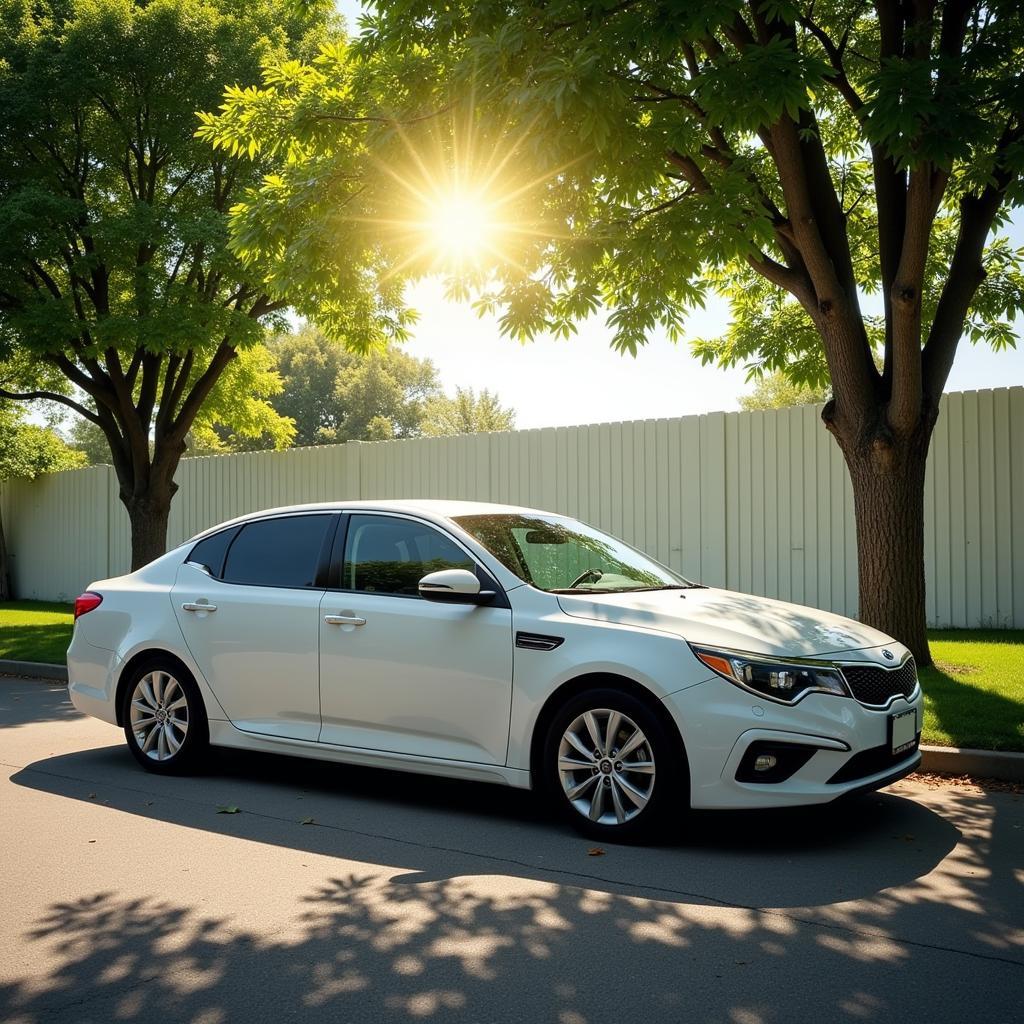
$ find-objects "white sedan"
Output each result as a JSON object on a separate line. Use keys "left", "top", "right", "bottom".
{"left": 67, "top": 500, "right": 923, "bottom": 839}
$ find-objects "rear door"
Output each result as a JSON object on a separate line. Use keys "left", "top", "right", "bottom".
{"left": 172, "top": 513, "right": 337, "bottom": 741}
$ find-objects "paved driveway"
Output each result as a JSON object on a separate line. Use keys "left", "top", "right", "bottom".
{"left": 1, "top": 676, "right": 1021, "bottom": 1023}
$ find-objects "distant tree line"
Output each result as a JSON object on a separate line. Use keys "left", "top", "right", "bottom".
{"left": 64, "top": 328, "right": 516, "bottom": 464}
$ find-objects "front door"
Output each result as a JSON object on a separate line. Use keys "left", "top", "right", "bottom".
{"left": 318, "top": 513, "right": 513, "bottom": 764}
{"left": 172, "top": 513, "right": 336, "bottom": 741}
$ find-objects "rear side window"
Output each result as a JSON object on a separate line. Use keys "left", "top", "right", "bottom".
{"left": 222, "top": 515, "right": 333, "bottom": 589}
{"left": 343, "top": 514, "right": 475, "bottom": 596}
{"left": 188, "top": 526, "right": 239, "bottom": 579}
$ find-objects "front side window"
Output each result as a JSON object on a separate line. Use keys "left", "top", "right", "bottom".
{"left": 221, "top": 515, "right": 333, "bottom": 589}
{"left": 453, "top": 514, "right": 694, "bottom": 593}
{"left": 343, "top": 515, "right": 475, "bottom": 596}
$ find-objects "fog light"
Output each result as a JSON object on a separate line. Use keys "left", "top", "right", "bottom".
{"left": 754, "top": 754, "right": 778, "bottom": 772}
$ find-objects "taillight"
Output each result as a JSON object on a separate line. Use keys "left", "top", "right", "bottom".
{"left": 74, "top": 592, "right": 103, "bottom": 620}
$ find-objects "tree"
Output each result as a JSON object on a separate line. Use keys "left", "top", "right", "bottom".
{"left": 421, "top": 387, "right": 516, "bottom": 435}
{"left": 267, "top": 328, "right": 442, "bottom": 445}
{"left": 0, "top": 403, "right": 85, "bottom": 598}
{"left": 207, "top": 2, "right": 1024, "bottom": 662}
{"left": 67, "top": 344, "right": 295, "bottom": 462}
{"left": 267, "top": 329, "right": 357, "bottom": 446}
{"left": 333, "top": 346, "right": 441, "bottom": 442}
{"left": 64, "top": 417, "right": 112, "bottom": 467}
{"left": 0, "top": 0, "right": 404, "bottom": 569}
{"left": 740, "top": 373, "right": 830, "bottom": 411}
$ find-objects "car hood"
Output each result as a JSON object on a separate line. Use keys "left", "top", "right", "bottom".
{"left": 556, "top": 587, "right": 897, "bottom": 658}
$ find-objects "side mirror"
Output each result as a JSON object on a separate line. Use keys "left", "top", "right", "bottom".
{"left": 418, "top": 568, "right": 495, "bottom": 605}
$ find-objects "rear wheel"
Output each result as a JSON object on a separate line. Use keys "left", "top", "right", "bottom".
{"left": 121, "top": 658, "right": 208, "bottom": 774}
{"left": 542, "top": 688, "right": 683, "bottom": 840}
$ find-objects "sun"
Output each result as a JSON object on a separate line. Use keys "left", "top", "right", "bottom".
{"left": 360, "top": 106, "right": 574, "bottom": 280}
{"left": 422, "top": 191, "right": 499, "bottom": 267}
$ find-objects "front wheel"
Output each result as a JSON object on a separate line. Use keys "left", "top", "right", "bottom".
{"left": 121, "top": 658, "right": 208, "bottom": 774}
{"left": 542, "top": 688, "right": 684, "bottom": 840}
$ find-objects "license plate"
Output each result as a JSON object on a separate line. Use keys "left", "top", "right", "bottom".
{"left": 890, "top": 708, "right": 918, "bottom": 755}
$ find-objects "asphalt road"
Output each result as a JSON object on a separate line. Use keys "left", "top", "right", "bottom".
{"left": 1, "top": 676, "right": 1021, "bottom": 1024}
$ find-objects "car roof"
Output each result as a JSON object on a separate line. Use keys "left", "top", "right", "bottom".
{"left": 186, "top": 498, "right": 559, "bottom": 542}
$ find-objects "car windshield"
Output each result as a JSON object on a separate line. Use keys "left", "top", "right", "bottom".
{"left": 452, "top": 513, "right": 697, "bottom": 593}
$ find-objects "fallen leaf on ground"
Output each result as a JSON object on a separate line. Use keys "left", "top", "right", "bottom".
{"left": 216, "top": 805, "right": 240, "bottom": 814}
{"left": 587, "top": 847, "right": 606, "bottom": 857}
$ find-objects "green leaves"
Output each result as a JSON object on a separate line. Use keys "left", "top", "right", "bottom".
{"left": 0, "top": 405, "right": 85, "bottom": 483}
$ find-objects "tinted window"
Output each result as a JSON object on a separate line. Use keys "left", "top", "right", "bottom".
{"left": 188, "top": 526, "right": 239, "bottom": 579}
{"left": 222, "top": 515, "right": 332, "bottom": 589}
{"left": 343, "top": 515, "right": 474, "bottom": 596}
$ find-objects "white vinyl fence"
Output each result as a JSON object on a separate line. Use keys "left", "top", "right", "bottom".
{"left": 2, "top": 387, "right": 1022, "bottom": 628}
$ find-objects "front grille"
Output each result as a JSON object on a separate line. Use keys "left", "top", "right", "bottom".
{"left": 827, "top": 737, "right": 920, "bottom": 784}
{"left": 841, "top": 656, "right": 917, "bottom": 706}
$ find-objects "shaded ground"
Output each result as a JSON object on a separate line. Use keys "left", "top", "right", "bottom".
{"left": 1, "top": 678, "right": 1022, "bottom": 1024}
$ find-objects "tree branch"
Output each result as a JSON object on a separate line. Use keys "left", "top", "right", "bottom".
{"left": 889, "top": 164, "right": 948, "bottom": 431}
{"left": 168, "top": 342, "right": 237, "bottom": 442}
{"left": 797, "top": 13, "right": 865, "bottom": 115}
{"left": 0, "top": 387, "right": 103, "bottom": 425}
{"left": 923, "top": 123, "right": 1023, "bottom": 398}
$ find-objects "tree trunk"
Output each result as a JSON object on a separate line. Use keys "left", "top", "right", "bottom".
{"left": 0, "top": 503, "right": 11, "bottom": 601}
{"left": 124, "top": 491, "right": 173, "bottom": 571}
{"left": 838, "top": 416, "right": 935, "bottom": 666}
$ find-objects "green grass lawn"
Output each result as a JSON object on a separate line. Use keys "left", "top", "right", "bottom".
{"left": 1, "top": 600, "right": 1021, "bottom": 751}
{"left": 920, "top": 629, "right": 1024, "bottom": 752}
{"left": 0, "top": 601, "right": 74, "bottom": 665}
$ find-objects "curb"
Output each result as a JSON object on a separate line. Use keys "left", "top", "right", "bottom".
{"left": 1, "top": 661, "right": 1022, "bottom": 783}
{"left": 919, "top": 744, "right": 1024, "bottom": 784}
{"left": 0, "top": 659, "right": 68, "bottom": 682}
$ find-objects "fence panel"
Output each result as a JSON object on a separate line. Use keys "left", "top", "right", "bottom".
{"left": 2, "top": 387, "right": 1021, "bottom": 626}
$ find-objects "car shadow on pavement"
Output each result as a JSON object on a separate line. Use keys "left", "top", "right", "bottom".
{"left": 0, "top": 680, "right": 77, "bottom": 729}
{"left": 8, "top": 742, "right": 1024, "bottom": 1024}
{"left": 13, "top": 741, "right": 959, "bottom": 910}
{"left": 7, "top": 748, "right": 1024, "bottom": 1024}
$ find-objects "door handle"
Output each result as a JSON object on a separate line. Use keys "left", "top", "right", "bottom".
{"left": 324, "top": 614, "right": 366, "bottom": 626}
{"left": 182, "top": 601, "right": 217, "bottom": 613}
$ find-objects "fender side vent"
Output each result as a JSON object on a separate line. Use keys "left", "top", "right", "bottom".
{"left": 516, "top": 632, "right": 564, "bottom": 651}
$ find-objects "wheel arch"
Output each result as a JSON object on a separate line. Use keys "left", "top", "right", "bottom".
{"left": 528, "top": 672, "right": 690, "bottom": 793}
{"left": 114, "top": 648, "right": 199, "bottom": 726}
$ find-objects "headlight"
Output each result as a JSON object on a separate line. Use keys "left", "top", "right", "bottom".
{"left": 690, "top": 645, "right": 850, "bottom": 704}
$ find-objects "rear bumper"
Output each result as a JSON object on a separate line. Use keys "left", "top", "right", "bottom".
{"left": 66, "top": 633, "right": 120, "bottom": 727}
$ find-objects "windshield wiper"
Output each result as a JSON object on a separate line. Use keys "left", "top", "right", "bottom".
{"left": 630, "top": 583, "right": 706, "bottom": 591}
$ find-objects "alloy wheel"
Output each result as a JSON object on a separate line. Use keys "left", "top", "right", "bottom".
{"left": 129, "top": 670, "right": 189, "bottom": 762}
{"left": 557, "top": 708, "right": 656, "bottom": 826}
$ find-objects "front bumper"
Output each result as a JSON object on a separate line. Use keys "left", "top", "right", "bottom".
{"left": 664, "top": 675, "right": 925, "bottom": 809}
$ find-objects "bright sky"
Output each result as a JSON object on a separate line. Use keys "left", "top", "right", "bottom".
{"left": 336, "top": 1, "right": 1024, "bottom": 429}
{"left": 401, "top": 274, "right": 1024, "bottom": 429}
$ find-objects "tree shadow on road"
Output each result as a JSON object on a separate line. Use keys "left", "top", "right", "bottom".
{"left": 1, "top": 804, "right": 1020, "bottom": 1024}
{"left": 5, "top": 694, "right": 1024, "bottom": 1023}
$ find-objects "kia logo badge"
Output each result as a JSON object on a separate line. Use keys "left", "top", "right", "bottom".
{"left": 882, "top": 649, "right": 894, "bottom": 661}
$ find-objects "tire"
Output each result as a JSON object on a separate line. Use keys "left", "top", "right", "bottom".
{"left": 121, "top": 656, "right": 209, "bottom": 775}
{"left": 542, "top": 687, "right": 684, "bottom": 841}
